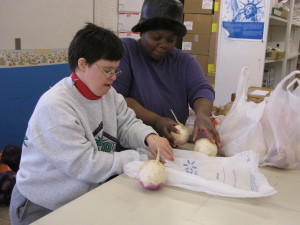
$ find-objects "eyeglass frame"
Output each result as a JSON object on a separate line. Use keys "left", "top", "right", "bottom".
{"left": 95, "top": 63, "right": 122, "bottom": 78}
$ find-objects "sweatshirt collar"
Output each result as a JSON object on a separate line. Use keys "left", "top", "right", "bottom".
{"left": 71, "top": 72, "right": 102, "bottom": 100}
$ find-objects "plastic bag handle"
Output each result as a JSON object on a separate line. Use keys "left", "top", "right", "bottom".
{"left": 286, "top": 77, "right": 300, "bottom": 93}
{"left": 276, "top": 70, "right": 300, "bottom": 90}
{"left": 234, "top": 67, "right": 249, "bottom": 104}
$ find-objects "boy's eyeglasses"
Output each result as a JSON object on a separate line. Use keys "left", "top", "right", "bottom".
{"left": 95, "top": 64, "right": 122, "bottom": 78}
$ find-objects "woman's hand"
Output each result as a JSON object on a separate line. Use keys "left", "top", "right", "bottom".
{"left": 145, "top": 134, "right": 174, "bottom": 161}
{"left": 193, "top": 114, "right": 221, "bottom": 148}
{"left": 192, "top": 98, "right": 221, "bottom": 148}
{"left": 153, "top": 117, "right": 179, "bottom": 147}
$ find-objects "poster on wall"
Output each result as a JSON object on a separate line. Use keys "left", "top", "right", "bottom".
{"left": 222, "top": 0, "right": 266, "bottom": 40}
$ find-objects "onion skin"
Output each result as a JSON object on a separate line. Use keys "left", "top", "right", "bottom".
{"left": 170, "top": 124, "right": 190, "bottom": 145}
{"left": 138, "top": 160, "right": 167, "bottom": 191}
{"left": 194, "top": 138, "right": 218, "bottom": 157}
{"left": 139, "top": 180, "right": 164, "bottom": 191}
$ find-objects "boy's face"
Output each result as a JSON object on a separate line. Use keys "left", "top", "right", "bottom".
{"left": 82, "top": 59, "right": 120, "bottom": 97}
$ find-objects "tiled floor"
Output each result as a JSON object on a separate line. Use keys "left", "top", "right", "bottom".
{"left": 0, "top": 204, "right": 11, "bottom": 225}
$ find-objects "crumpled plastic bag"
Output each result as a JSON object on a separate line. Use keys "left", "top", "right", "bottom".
{"left": 124, "top": 149, "right": 276, "bottom": 198}
{"left": 218, "top": 67, "right": 268, "bottom": 163}
{"left": 261, "top": 71, "right": 300, "bottom": 169}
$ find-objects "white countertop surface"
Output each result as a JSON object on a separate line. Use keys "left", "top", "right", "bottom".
{"left": 31, "top": 160, "right": 300, "bottom": 225}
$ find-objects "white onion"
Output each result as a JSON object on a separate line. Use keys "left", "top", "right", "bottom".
{"left": 170, "top": 109, "right": 189, "bottom": 145}
{"left": 194, "top": 138, "right": 218, "bottom": 157}
{"left": 138, "top": 144, "right": 167, "bottom": 191}
{"left": 138, "top": 160, "right": 167, "bottom": 190}
{"left": 170, "top": 124, "right": 190, "bottom": 145}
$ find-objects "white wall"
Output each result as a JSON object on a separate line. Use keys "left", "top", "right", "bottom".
{"left": 0, "top": 0, "right": 94, "bottom": 50}
{"left": 214, "top": 1, "right": 271, "bottom": 106}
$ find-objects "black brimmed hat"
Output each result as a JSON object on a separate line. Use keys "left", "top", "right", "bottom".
{"left": 131, "top": 0, "right": 187, "bottom": 37}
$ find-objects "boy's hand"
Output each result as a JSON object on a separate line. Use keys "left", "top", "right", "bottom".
{"left": 145, "top": 134, "right": 174, "bottom": 161}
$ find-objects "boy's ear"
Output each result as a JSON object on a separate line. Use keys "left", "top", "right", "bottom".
{"left": 78, "top": 58, "right": 87, "bottom": 71}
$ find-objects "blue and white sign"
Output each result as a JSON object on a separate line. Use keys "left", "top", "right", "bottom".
{"left": 222, "top": 0, "right": 266, "bottom": 40}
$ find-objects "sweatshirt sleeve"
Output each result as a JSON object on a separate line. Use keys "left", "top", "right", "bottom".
{"left": 24, "top": 121, "right": 148, "bottom": 184}
{"left": 113, "top": 89, "right": 158, "bottom": 149}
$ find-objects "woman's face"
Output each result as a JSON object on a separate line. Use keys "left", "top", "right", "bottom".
{"left": 139, "top": 30, "right": 177, "bottom": 60}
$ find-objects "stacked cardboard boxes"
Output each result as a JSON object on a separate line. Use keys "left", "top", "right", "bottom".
{"left": 117, "top": 0, "right": 144, "bottom": 40}
{"left": 182, "top": 0, "right": 220, "bottom": 86}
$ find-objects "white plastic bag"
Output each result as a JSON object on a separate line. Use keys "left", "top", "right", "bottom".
{"left": 261, "top": 71, "right": 300, "bottom": 169}
{"left": 218, "top": 67, "right": 267, "bottom": 162}
{"left": 124, "top": 149, "right": 276, "bottom": 198}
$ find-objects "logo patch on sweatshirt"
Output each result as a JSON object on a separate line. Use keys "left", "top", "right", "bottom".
{"left": 93, "top": 122, "right": 104, "bottom": 136}
{"left": 93, "top": 122, "right": 117, "bottom": 152}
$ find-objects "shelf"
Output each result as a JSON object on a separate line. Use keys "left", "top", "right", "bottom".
{"left": 287, "top": 55, "right": 299, "bottom": 60}
{"left": 265, "top": 59, "right": 284, "bottom": 64}
{"left": 292, "top": 21, "right": 300, "bottom": 27}
{"left": 269, "top": 15, "right": 288, "bottom": 26}
{"left": 265, "top": 0, "right": 300, "bottom": 86}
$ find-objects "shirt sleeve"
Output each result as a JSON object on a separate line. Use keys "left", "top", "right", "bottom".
{"left": 113, "top": 90, "right": 158, "bottom": 149}
{"left": 112, "top": 39, "right": 133, "bottom": 97}
{"left": 183, "top": 53, "right": 215, "bottom": 107}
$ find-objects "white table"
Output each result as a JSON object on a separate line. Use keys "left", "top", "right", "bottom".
{"left": 31, "top": 164, "right": 300, "bottom": 225}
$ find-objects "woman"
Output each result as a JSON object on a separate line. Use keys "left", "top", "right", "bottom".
{"left": 113, "top": 0, "right": 221, "bottom": 147}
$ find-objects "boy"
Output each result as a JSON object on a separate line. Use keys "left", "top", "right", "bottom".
{"left": 10, "top": 23, "right": 173, "bottom": 225}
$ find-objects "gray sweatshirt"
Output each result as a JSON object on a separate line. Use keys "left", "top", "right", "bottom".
{"left": 17, "top": 76, "right": 155, "bottom": 210}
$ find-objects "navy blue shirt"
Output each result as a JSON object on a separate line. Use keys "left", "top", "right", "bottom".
{"left": 112, "top": 38, "right": 215, "bottom": 124}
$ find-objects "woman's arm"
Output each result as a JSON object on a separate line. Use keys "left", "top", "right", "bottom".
{"left": 192, "top": 98, "right": 221, "bottom": 148}
{"left": 125, "top": 97, "right": 179, "bottom": 146}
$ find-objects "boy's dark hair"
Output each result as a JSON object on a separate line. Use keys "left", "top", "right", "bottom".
{"left": 68, "top": 23, "right": 124, "bottom": 72}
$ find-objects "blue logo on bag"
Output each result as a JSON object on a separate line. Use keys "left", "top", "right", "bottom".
{"left": 183, "top": 160, "right": 198, "bottom": 175}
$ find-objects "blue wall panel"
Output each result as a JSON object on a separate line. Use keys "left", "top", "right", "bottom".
{"left": 0, "top": 64, "right": 70, "bottom": 149}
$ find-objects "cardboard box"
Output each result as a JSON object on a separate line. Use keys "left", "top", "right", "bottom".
{"left": 206, "top": 72, "right": 215, "bottom": 85}
{"left": 182, "top": 34, "right": 211, "bottom": 55}
{"left": 271, "top": 7, "right": 288, "bottom": 19}
{"left": 209, "top": 34, "right": 217, "bottom": 58}
{"left": 118, "top": 0, "right": 144, "bottom": 12}
{"left": 184, "top": 14, "right": 213, "bottom": 35}
{"left": 265, "top": 50, "right": 277, "bottom": 60}
{"left": 247, "top": 87, "right": 273, "bottom": 103}
{"left": 277, "top": 51, "right": 285, "bottom": 60}
{"left": 208, "top": 54, "right": 216, "bottom": 73}
{"left": 118, "top": 12, "right": 140, "bottom": 32}
{"left": 213, "top": 0, "right": 221, "bottom": 15}
{"left": 192, "top": 54, "right": 216, "bottom": 75}
{"left": 265, "top": 50, "right": 285, "bottom": 60}
{"left": 184, "top": 0, "right": 214, "bottom": 14}
{"left": 231, "top": 87, "right": 273, "bottom": 103}
{"left": 118, "top": 31, "right": 140, "bottom": 40}
{"left": 281, "top": 10, "right": 288, "bottom": 19}
{"left": 192, "top": 55, "right": 209, "bottom": 74}
{"left": 209, "top": 15, "right": 219, "bottom": 59}
{"left": 211, "top": 14, "right": 219, "bottom": 35}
